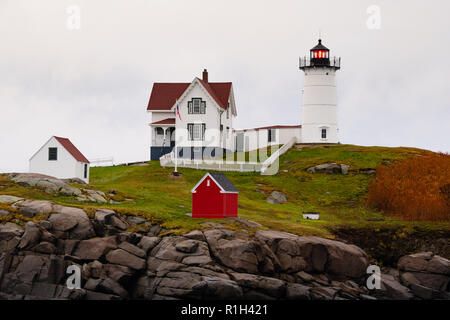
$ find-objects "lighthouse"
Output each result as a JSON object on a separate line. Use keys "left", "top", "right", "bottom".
{"left": 299, "top": 39, "right": 341, "bottom": 143}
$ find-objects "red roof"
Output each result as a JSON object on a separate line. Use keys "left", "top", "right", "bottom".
{"left": 54, "top": 136, "right": 90, "bottom": 163}
{"left": 150, "top": 118, "right": 175, "bottom": 125}
{"left": 147, "top": 79, "right": 232, "bottom": 111}
{"left": 234, "top": 125, "right": 301, "bottom": 132}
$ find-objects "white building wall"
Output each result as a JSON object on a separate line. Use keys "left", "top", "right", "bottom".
{"left": 235, "top": 127, "right": 301, "bottom": 152}
{"left": 175, "top": 81, "right": 223, "bottom": 149}
{"left": 301, "top": 67, "right": 339, "bottom": 143}
{"left": 75, "top": 161, "right": 90, "bottom": 184}
{"left": 29, "top": 137, "right": 89, "bottom": 183}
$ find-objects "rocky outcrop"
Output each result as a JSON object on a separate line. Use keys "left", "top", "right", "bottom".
{"left": 6, "top": 173, "right": 111, "bottom": 204}
{"left": 396, "top": 252, "right": 450, "bottom": 299}
{"left": 0, "top": 197, "right": 448, "bottom": 300}
{"left": 306, "top": 163, "right": 349, "bottom": 174}
{"left": 266, "top": 191, "right": 287, "bottom": 204}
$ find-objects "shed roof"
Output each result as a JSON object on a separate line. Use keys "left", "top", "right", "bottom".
{"left": 191, "top": 172, "right": 239, "bottom": 193}
{"left": 54, "top": 136, "right": 90, "bottom": 163}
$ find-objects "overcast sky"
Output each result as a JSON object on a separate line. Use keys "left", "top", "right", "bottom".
{"left": 1, "top": 0, "right": 449, "bottom": 172}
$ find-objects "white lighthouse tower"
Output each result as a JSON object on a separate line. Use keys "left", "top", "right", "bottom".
{"left": 299, "top": 39, "right": 341, "bottom": 143}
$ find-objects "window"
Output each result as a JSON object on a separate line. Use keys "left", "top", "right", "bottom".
{"left": 156, "top": 127, "right": 164, "bottom": 135}
{"left": 188, "top": 123, "right": 205, "bottom": 141}
{"left": 207, "top": 179, "right": 210, "bottom": 187}
{"left": 84, "top": 164, "right": 88, "bottom": 179}
{"left": 321, "top": 128, "right": 327, "bottom": 139}
{"left": 226, "top": 106, "right": 229, "bottom": 119}
{"left": 48, "top": 147, "right": 57, "bottom": 161}
{"left": 268, "top": 129, "right": 276, "bottom": 142}
{"left": 188, "top": 98, "right": 206, "bottom": 114}
{"left": 226, "top": 126, "right": 230, "bottom": 137}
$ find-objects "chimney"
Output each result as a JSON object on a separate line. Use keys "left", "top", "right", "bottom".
{"left": 202, "top": 69, "right": 208, "bottom": 82}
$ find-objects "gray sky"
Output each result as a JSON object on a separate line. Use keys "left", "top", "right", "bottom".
{"left": 1, "top": 0, "right": 449, "bottom": 172}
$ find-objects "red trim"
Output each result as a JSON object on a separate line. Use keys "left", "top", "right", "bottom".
{"left": 150, "top": 118, "right": 176, "bottom": 125}
{"left": 54, "top": 136, "right": 89, "bottom": 163}
{"left": 234, "top": 125, "right": 301, "bottom": 132}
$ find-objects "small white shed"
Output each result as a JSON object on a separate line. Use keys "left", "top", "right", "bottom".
{"left": 29, "top": 136, "right": 90, "bottom": 184}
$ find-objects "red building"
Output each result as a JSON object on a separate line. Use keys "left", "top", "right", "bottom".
{"left": 191, "top": 172, "right": 239, "bottom": 218}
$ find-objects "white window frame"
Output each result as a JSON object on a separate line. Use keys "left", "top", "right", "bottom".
{"left": 188, "top": 123, "right": 205, "bottom": 141}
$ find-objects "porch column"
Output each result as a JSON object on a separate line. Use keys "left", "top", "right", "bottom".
{"left": 162, "top": 127, "right": 168, "bottom": 147}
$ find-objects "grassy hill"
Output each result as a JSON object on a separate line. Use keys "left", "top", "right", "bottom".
{"left": 1, "top": 144, "right": 448, "bottom": 240}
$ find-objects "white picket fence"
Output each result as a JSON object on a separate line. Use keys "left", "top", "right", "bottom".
{"left": 260, "top": 137, "right": 297, "bottom": 175}
{"left": 90, "top": 157, "right": 114, "bottom": 167}
{"left": 160, "top": 137, "right": 297, "bottom": 174}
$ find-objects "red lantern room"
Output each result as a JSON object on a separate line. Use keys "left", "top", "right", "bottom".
{"left": 310, "top": 39, "right": 329, "bottom": 65}
{"left": 300, "top": 39, "right": 340, "bottom": 70}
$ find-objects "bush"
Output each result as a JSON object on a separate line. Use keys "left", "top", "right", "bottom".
{"left": 366, "top": 153, "right": 450, "bottom": 221}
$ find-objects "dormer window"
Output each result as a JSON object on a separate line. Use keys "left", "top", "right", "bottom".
{"left": 188, "top": 98, "right": 206, "bottom": 114}
{"left": 48, "top": 147, "right": 57, "bottom": 161}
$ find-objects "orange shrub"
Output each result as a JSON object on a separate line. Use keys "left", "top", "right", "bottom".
{"left": 366, "top": 153, "right": 450, "bottom": 221}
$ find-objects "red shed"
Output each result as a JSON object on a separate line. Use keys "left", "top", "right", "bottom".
{"left": 191, "top": 172, "right": 239, "bottom": 218}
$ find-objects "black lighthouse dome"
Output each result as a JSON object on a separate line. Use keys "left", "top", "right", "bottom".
{"left": 299, "top": 38, "right": 340, "bottom": 70}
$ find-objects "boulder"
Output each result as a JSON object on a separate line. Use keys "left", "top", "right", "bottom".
{"left": 266, "top": 191, "right": 287, "bottom": 204}
{"left": 182, "top": 256, "right": 213, "bottom": 266}
{"left": 397, "top": 252, "right": 433, "bottom": 272}
{"left": 14, "top": 200, "right": 53, "bottom": 218}
{"left": 204, "top": 229, "right": 260, "bottom": 273}
{"left": 0, "top": 223, "right": 24, "bottom": 240}
{"left": 192, "top": 277, "right": 243, "bottom": 300}
{"left": 0, "top": 195, "right": 23, "bottom": 204}
{"left": 93, "top": 210, "right": 128, "bottom": 236}
{"left": 97, "top": 278, "right": 128, "bottom": 298}
{"left": 49, "top": 206, "right": 95, "bottom": 240}
{"left": 73, "top": 237, "right": 117, "bottom": 260}
{"left": 9, "top": 173, "right": 83, "bottom": 197}
{"left": 126, "top": 216, "right": 146, "bottom": 226}
{"left": 138, "top": 236, "right": 161, "bottom": 254}
{"left": 118, "top": 241, "right": 146, "bottom": 258}
{"left": 286, "top": 283, "right": 311, "bottom": 300}
{"left": 175, "top": 240, "right": 199, "bottom": 253}
{"left": 183, "top": 230, "right": 205, "bottom": 241}
{"left": 306, "top": 163, "right": 351, "bottom": 175}
{"left": 103, "top": 264, "right": 134, "bottom": 286}
{"left": 230, "top": 273, "right": 286, "bottom": 298}
{"left": 18, "top": 223, "right": 42, "bottom": 250}
{"left": 427, "top": 255, "right": 450, "bottom": 275}
{"left": 33, "top": 241, "right": 56, "bottom": 254}
{"left": 151, "top": 237, "right": 210, "bottom": 264}
{"left": 409, "top": 272, "right": 449, "bottom": 291}
{"left": 255, "top": 230, "right": 369, "bottom": 278}
{"left": 380, "top": 274, "right": 414, "bottom": 300}
{"left": 106, "top": 249, "right": 146, "bottom": 270}
{"left": 310, "top": 287, "right": 339, "bottom": 300}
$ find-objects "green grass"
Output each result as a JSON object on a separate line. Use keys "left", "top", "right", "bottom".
{"left": 1, "top": 144, "right": 447, "bottom": 237}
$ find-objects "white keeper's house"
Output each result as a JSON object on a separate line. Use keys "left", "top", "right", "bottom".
{"left": 29, "top": 136, "right": 90, "bottom": 183}
{"left": 147, "top": 39, "right": 341, "bottom": 161}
